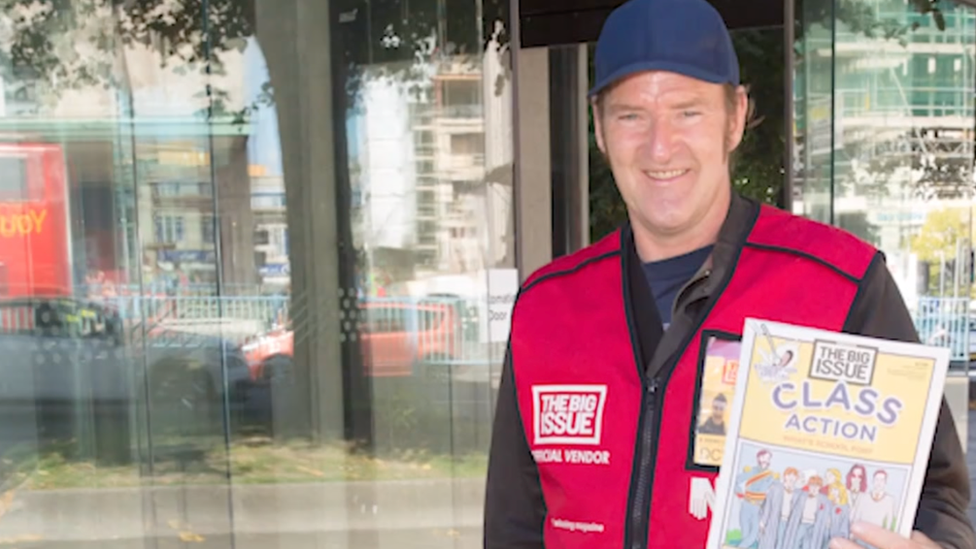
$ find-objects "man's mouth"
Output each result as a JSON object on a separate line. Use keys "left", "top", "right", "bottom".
{"left": 644, "top": 169, "right": 690, "bottom": 181}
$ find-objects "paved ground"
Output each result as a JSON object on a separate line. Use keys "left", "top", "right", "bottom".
{"left": 0, "top": 478, "right": 486, "bottom": 549}
{"left": 1, "top": 412, "right": 976, "bottom": 549}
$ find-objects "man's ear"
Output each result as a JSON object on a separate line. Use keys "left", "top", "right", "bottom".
{"left": 592, "top": 100, "right": 607, "bottom": 155}
{"left": 727, "top": 85, "right": 749, "bottom": 152}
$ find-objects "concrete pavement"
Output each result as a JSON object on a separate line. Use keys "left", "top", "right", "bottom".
{"left": 4, "top": 410, "right": 976, "bottom": 549}
{"left": 0, "top": 478, "right": 486, "bottom": 549}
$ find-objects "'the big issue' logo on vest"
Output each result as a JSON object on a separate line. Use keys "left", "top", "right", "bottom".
{"left": 531, "top": 384, "right": 612, "bottom": 465}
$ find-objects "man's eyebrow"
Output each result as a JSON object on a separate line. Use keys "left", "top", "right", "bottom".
{"left": 671, "top": 97, "right": 706, "bottom": 109}
{"left": 606, "top": 103, "right": 644, "bottom": 113}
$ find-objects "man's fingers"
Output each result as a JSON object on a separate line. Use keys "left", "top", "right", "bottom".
{"left": 910, "top": 530, "right": 936, "bottom": 546}
{"left": 847, "top": 521, "right": 916, "bottom": 549}
{"left": 828, "top": 537, "right": 861, "bottom": 549}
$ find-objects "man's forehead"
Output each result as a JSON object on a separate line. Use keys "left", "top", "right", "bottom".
{"left": 603, "top": 72, "right": 723, "bottom": 103}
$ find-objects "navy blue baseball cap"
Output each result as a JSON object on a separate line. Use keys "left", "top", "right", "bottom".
{"left": 589, "top": 0, "right": 740, "bottom": 98}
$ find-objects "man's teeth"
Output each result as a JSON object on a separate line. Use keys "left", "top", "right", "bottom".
{"left": 647, "top": 170, "right": 686, "bottom": 179}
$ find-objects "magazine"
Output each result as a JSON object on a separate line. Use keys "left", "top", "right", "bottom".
{"left": 706, "top": 318, "right": 950, "bottom": 549}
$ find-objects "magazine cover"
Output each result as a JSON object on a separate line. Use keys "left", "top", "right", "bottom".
{"left": 706, "top": 318, "right": 950, "bottom": 549}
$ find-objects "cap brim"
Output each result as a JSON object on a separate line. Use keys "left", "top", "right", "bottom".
{"left": 587, "top": 60, "right": 734, "bottom": 98}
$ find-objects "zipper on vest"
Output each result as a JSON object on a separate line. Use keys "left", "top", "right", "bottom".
{"left": 629, "top": 376, "right": 661, "bottom": 549}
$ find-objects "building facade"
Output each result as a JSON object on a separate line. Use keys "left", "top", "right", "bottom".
{"left": 0, "top": 0, "right": 970, "bottom": 547}
{"left": 793, "top": 0, "right": 976, "bottom": 362}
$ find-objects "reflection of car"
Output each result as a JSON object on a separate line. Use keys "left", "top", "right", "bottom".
{"left": 0, "top": 296, "right": 251, "bottom": 441}
{"left": 242, "top": 299, "right": 460, "bottom": 381}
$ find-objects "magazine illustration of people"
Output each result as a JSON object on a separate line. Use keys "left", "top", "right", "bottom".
{"left": 707, "top": 318, "right": 950, "bottom": 549}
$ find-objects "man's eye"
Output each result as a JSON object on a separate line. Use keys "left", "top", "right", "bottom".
{"left": 682, "top": 111, "right": 701, "bottom": 118}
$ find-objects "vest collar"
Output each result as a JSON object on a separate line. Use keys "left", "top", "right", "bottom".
{"left": 621, "top": 190, "right": 762, "bottom": 377}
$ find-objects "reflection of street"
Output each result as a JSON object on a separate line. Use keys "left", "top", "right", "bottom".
{"left": 0, "top": 480, "right": 486, "bottom": 549}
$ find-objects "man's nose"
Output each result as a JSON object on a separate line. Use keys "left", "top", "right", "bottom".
{"left": 641, "top": 119, "right": 675, "bottom": 163}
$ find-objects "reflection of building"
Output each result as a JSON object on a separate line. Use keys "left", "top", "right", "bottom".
{"left": 0, "top": 25, "right": 270, "bottom": 288}
{"left": 793, "top": 1, "right": 976, "bottom": 305}
{"left": 421, "top": 49, "right": 514, "bottom": 279}
{"left": 138, "top": 148, "right": 218, "bottom": 282}
{"left": 251, "top": 172, "right": 289, "bottom": 285}
{"left": 433, "top": 59, "right": 488, "bottom": 275}
{"left": 349, "top": 48, "right": 514, "bottom": 286}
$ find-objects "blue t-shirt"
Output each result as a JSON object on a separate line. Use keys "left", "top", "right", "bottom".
{"left": 641, "top": 245, "right": 713, "bottom": 328}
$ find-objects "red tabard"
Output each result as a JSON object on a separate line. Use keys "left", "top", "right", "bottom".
{"left": 510, "top": 205, "right": 877, "bottom": 548}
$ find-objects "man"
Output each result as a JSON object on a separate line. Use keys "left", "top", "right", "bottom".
{"left": 698, "top": 392, "right": 727, "bottom": 435}
{"left": 481, "top": 0, "right": 974, "bottom": 547}
{"left": 734, "top": 449, "right": 775, "bottom": 548}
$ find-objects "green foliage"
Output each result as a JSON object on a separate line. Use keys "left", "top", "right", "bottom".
{"left": 588, "top": 115, "right": 628, "bottom": 242}
{"left": 911, "top": 208, "right": 970, "bottom": 264}
{"left": 0, "top": 0, "right": 509, "bottom": 119}
{"left": 730, "top": 28, "right": 786, "bottom": 206}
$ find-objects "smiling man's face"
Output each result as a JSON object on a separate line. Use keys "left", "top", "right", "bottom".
{"left": 593, "top": 70, "right": 746, "bottom": 259}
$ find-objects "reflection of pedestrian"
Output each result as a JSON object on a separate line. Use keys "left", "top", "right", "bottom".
{"left": 274, "top": 282, "right": 291, "bottom": 328}
{"left": 699, "top": 393, "right": 727, "bottom": 435}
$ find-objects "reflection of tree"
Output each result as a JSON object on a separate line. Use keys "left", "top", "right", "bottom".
{"left": 911, "top": 208, "right": 972, "bottom": 295}
{"left": 841, "top": 130, "right": 974, "bottom": 202}
{"left": 911, "top": 208, "right": 969, "bottom": 263}
{"left": 0, "top": 0, "right": 509, "bottom": 111}
{"left": 587, "top": 112, "right": 627, "bottom": 242}
{"left": 729, "top": 28, "right": 785, "bottom": 206}
{"left": 796, "top": 0, "right": 948, "bottom": 47}
{"left": 908, "top": 128, "right": 975, "bottom": 201}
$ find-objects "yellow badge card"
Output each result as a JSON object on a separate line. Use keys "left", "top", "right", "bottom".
{"left": 692, "top": 335, "right": 741, "bottom": 467}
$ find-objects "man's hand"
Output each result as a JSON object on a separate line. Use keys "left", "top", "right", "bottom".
{"left": 829, "top": 522, "right": 941, "bottom": 549}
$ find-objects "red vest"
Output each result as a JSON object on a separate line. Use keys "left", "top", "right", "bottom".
{"left": 510, "top": 204, "right": 878, "bottom": 548}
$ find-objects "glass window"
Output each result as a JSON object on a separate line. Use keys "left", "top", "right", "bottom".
{"left": 0, "top": 0, "right": 514, "bottom": 546}
{"left": 0, "top": 157, "right": 28, "bottom": 201}
{"left": 794, "top": 0, "right": 976, "bottom": 373}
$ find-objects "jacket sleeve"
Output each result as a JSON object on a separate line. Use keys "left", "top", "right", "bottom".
{"left": 844, "top": 252, "right": 975, "bottom": 549}
{"left": 483, "top": 344, "right": 546, "bottom": 548}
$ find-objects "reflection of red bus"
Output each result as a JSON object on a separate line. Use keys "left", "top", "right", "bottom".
{"left": 0, "top": 143, "right": 71, "bottom": 298}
